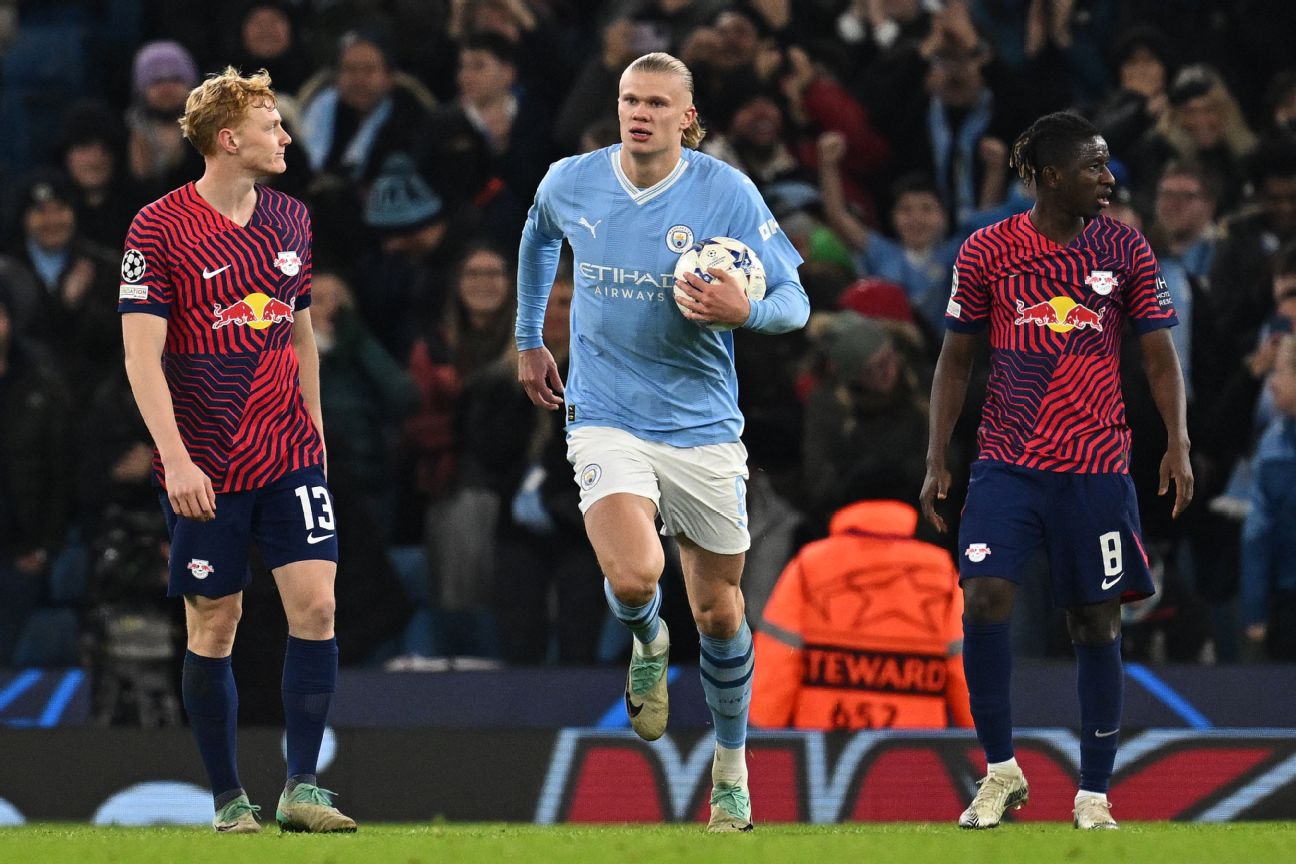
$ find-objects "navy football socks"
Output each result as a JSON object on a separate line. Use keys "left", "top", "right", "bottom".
{"left": 282, "top": 635, "right": 338, "bottom": 782}
{"left": 1075, "top": 637, "right": 1124, "bottom": 793}
{"left": 963, "top": 618, "right": 1015, "bottom": 764}
{"left": 182, "top": 650, "right": 242, "bottom": 802}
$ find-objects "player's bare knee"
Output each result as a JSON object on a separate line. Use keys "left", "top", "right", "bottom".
{"left": 602, "top": 561, "right": 660, "bottom": 606}
{"left": 693, "top": 602, "right": 742, "bottom": 639}
{"left": 290, "top": 596, "right": 336, "bottom": 637}
{"left": 189, "top": 615, "right": 239, "bottom": 654}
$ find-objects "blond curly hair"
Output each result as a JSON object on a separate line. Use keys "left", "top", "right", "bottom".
{"left": 179, "top": 66, "right": 277, "bottom": 157}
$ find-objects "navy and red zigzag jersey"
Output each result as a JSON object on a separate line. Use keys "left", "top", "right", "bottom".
{"left": 118, "top": 182, "right": 322, "bottom": 493}
{"left": 945, "top": 212, "right": 1177, "bottom": 474}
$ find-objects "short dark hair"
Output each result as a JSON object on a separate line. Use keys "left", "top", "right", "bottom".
{"left": 1157, "top": 159, "right": 1222, "bottom": 203}
{"left": 890, "top": 172, "right": 942, "bottom": 203}
{"left": 461, "top": 32, "right": 518, "bottom": 69}
{"left": 1009, "top": 111, "right": 1102, "bottom": 185}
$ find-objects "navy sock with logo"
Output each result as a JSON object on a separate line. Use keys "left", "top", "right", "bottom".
{"left": 282, "top": 636, "right": 338, "bottom": 782}
{"left": 1075, "top": 637, "right": 1123, "bottom": 793}
{"left": 963, "top": 618, "right": 1015, "bottom": 764}
{"left": 182, "top": 650, "right": 242, "bottom": 802}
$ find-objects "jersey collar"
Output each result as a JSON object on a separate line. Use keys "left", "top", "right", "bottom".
{"left": 611, "top": 147, "right": 689, "bottom": 206}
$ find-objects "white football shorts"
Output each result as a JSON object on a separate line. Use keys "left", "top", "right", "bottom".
{"left": 566, "top": 426, "right": 750, "bottom": 555}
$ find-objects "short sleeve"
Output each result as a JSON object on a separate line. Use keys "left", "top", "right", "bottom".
{"left": 944, "top": 236, "right": 990, "bottom": 333}
{"left": 1125, "top": 230, "right": 1178, "bottom": 334}
{"left": 117, "top": 208, "right": 174, "bottom": 317}
{"left": 296, "top": 209, "right": 314, "bottom": 311}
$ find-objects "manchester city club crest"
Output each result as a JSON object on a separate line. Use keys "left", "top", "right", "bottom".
{"left": 580, "top": 464, "right": 602, "bottom": 491}
{"left": 666, "top": 225, "right": 694, "bottom": 252}
{"left": 1085, "top": 270, "right": 1118, "bottom": 295}
{"left": 275, "top": 250, "right": 302, "bottom": 276}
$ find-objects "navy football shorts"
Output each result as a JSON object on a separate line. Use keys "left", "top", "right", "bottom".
{"left": 956, "top": 460, "right": 1154, "bottom": 607}
{"left": 160, "top": 464, "right": 339, "bottom": 598}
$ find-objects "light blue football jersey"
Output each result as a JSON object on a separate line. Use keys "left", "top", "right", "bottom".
{"left": 517, "top": 145, "right": 809, "bottom": 447}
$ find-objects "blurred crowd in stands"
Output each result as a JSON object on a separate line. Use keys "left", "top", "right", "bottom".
{"left": 3, "top": 0, "right": 1296, "bottom": 702}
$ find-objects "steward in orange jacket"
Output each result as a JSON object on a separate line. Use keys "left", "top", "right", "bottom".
{"left": 751, "top": 499, "right": 973, "bottom": 729}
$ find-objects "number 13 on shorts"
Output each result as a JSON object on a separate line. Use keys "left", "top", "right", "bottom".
{"left": 295, "top": 484, "right": 336, "bottom": 534}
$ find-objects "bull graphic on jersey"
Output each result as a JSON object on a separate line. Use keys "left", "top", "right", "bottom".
{"left": 1014, "top": 298, "right": 1103, "bottom": 332}
{"left": 212, "top": 293, "right": 296, "bottom": 329}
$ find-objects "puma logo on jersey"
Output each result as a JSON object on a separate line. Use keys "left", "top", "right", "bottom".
{"left": 578, "top": 217, "right": 602, "bottom": 238}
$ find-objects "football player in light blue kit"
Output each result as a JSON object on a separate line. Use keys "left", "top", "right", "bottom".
{"left": 516, "top": 52, "right": 808, "bottom": 832}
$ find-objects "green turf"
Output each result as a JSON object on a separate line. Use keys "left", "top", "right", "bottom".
{"left": 1, "top": 822, "right": 1293, "bottom": 864}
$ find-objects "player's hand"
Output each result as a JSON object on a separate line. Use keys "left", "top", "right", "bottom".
{"left": 1245, "top": 622, "right": 1267, "bottom": 643}
{"left": 675, "top": 269, "right": 750, "bottom": 328}
{"left": 164, "top": 457, "right": 217, "bottom": 522}
{"left": 817, "top": 130, "right": 848, "bottom": 166}
{"left": 919, "top": 461, "right": 952, "bottom": 533}
{"left": 1158, "top": 440, "right": 1194, "bottom": 519}
{"left": 978, "top": 136, "right": 1008, "bottom": 171}
{"left": 519, "top": 346, "right": 565, "bottom": 410}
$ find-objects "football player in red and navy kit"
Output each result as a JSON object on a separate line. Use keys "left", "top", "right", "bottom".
{"left": 119, "top": 67, "right": 354, "bottom": 834}
{"left": 921, "top": 112, "right": 1194, "bottom": 831}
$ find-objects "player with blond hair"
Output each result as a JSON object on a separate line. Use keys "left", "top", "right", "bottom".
{"left": 119, "top": 66, "right": 355, "bottom": 833}
{"left": 516, "top": 52, "right": 809, "bottom": 831}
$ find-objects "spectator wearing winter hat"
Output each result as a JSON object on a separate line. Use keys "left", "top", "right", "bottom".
{"left": 836, "top": 276, "right": 935, "bottom": 380}
{"left": 125, "top": 40, "right": 205, "bottom": 195}
{"left": 353, "top": 153, "right": 460, "bottom": 360}
{"left": 801, "top": 311, "right": 933, "bottom": 528}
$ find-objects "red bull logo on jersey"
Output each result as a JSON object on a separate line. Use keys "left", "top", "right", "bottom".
{"left": 275, "top": 250, "right": 302, "bottom": 276}
{"left": 212, "top": 293, "right": 296, "bottom": 330}
{"left": 1013, "top": 297, "right": 1103, "bottom": 333}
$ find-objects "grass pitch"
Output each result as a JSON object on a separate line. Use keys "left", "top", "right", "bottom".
{"left": 1, "top": 822, "right": 1293, "bottom": 864}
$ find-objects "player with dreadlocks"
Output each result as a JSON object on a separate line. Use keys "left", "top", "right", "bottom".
{"left": 920, "top": 111, "right": 1194, "bottom": 830}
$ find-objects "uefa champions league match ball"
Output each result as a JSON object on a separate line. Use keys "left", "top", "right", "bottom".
{"left": 672, "top": 236, "right": 767, "bottom": 331}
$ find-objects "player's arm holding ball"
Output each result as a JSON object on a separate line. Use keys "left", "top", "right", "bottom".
{"left": 677, "top": 174, "right": 808, "bottom": 332}
{"left": 674, "top": 261, "right": 752, "bottom": 328}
